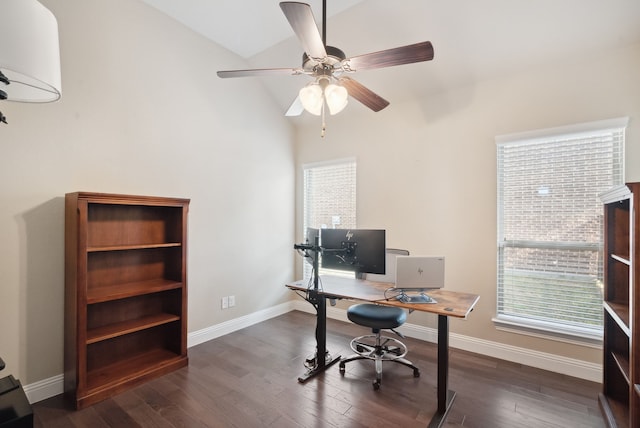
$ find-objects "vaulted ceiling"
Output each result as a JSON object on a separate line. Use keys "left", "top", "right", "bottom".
{"left": 141, "top": 0, "right": 640, "bottom": 117}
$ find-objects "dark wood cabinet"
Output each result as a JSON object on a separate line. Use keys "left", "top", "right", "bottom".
{"left": 599, "top": 183, "right": 640, "bottom": 428}
{"left": 64, "top": 192, "right": 189, "bottom": 409}
{"left": 0, "top": 375, "right": 33, "bottom": 427}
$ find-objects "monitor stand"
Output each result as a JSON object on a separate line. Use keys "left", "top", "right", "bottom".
{"left": 293, "top": 237, "right": 341, "bottom": 382}
{"left": 396, "top": 290, "right": 437, "bottom": 304}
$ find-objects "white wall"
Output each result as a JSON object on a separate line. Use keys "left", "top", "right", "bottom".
{"left": 0, "top": 0, "right": 295, "bottom": 385}
{"left": 295, "top": 43, "right": 640, "bottom": 365}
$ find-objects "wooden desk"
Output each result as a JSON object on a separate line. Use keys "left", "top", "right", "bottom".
{"left": 286, "top": 275, "right": 480, "bottom": 428}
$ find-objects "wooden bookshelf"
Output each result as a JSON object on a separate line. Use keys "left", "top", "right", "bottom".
{"left": 64, "top": 192, "right": 190, "bottom": 409}
{"left": 599, "top": 183, "right": 640, "bottom": 427}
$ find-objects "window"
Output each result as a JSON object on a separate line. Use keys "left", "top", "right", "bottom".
{"left": 495, "top": 118, "right": 626, "bottom": 341}
{"left": 302, "top": 159, "right": 356, "bottom": 279}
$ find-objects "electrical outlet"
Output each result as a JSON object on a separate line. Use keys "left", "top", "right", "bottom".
{"left": 221, "top": 296, "right": 229, "bottom": 309}
{"left": 228, "top": 295, "right": 236, "bottom": 307}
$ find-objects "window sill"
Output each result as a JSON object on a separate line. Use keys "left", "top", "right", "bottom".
{"left": 493, "top": 315, "right": 602, "bottom": 348}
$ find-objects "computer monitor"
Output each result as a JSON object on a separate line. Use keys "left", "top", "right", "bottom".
{"left": 307, "top": 227, "right": 319, "bottom": 244}
{"left": 293, "top": 227, "right": 320, "bottom": 267}
{"left": 303, "top": 227, "right": 319, "bottom": 266}
{"left": 320, "top": 229, "right": 385, "bottom": 275}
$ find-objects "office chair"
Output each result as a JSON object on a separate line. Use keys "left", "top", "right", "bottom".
{"left": 339, "top": 249, "right": 420, "bottom": 389}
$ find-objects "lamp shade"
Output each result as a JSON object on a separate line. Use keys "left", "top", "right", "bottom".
{"left": 0, "top": 0, "right": 61, "bottom": 102}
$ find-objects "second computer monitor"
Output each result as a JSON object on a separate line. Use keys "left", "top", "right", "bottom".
{"left": 320, "top": 228, "right": 386, "bottom": 275}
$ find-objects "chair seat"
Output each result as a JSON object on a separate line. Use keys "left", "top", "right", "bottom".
{"left": 347, "top": 303, "right": 407, "bottom": 330}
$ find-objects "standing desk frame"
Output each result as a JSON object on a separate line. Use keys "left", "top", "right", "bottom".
{"left": 286, "top": 275, "right": 479, "bottom": 428}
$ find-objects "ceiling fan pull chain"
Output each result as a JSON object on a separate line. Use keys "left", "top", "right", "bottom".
{"left": 321, "top": 102, "right": 326, "bottom": 138}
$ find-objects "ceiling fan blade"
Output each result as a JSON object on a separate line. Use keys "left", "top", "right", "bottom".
{"left": 339, "top": 76, "right": 389, "bottom": 112}
{"left": 285, "top": 95, "right": 304, "bottom": 117}
{"left": 280, "top": 2, "right": 327, "bottom": 60}
{"left": 217, "top": 68, "right": 303, "bottom": 78}
{"left": 344, "top": 41, "right": 434, "bottom": 71}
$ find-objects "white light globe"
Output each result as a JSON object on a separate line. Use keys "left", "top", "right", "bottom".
{"left": 299, "top": 83, "right": 323, "bottom": 116}
{"left": 324, "top": 83, "right": 348, "bottom": 115}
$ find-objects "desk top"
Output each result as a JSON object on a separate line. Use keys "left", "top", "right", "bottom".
{"left": 286, "top": 275, "right": 479, "bottom": 319}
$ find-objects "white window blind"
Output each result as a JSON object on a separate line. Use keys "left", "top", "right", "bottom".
{"left": 303, "top": 159, "right": 356, "bottom": 279}
{"left": 496, "top": 118, "right": 626, "bottom": 340}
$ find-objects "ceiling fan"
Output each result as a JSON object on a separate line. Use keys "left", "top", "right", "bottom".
{"left": 217, "top": 1, "right": 434, "bottom": 133}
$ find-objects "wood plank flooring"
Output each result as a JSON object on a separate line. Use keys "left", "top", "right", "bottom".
{"left": 33, "top": 310, "right": 605, "bottom": 427}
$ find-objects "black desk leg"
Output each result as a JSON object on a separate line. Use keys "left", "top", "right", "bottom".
{"left": 428, "top": 314, "right": 456, "bottom": 428}
{"left": 297, "top": 293, "right": 341, "bottom": 383}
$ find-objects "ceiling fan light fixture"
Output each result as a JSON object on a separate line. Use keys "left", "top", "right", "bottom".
{"left": 324, "top": 82, "right": 348, "bottom": 115}
{"left": 299, "top": 76, "right": 349, "bottom": 116}
{"left": 299, "top": 81, "right": 323, "bottom": 116}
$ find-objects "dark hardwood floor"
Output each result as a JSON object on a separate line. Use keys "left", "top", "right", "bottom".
{"left": 33, "top": 310, "right": 605, "bottom": 427}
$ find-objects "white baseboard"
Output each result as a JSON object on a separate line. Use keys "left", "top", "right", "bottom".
{"left": 187, "top": 301, "right": 295, "bottom": 348}
{"left": 23, "top": 374, "right": 64, "bottom": 404}
{"left": 24, "top": 301, "right": 601, "bottom": 403}
{"left": 447, "top": 331, "right": 602, "bottom": 382}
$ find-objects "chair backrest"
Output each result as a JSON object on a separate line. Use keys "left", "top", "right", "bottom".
{"left": 364, "top": 248, "right": 410, "bottom": 283}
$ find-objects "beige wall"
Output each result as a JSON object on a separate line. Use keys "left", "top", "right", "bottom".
{"left": 0, "top": 0, "right": 295, "bottom": 385}
{"left": 295, "top": 42, "right": 640, "bottom": 365}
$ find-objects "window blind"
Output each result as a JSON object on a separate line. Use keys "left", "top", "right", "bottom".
{"left": 496, "top": 118, "right": 626, "bottom": 340}
{"left": 303, "top": 159, "right": 356, "bottom": 279}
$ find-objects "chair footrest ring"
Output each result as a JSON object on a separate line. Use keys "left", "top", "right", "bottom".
{"left": 349, "top": 334, "right": 408, "bottom": 361}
